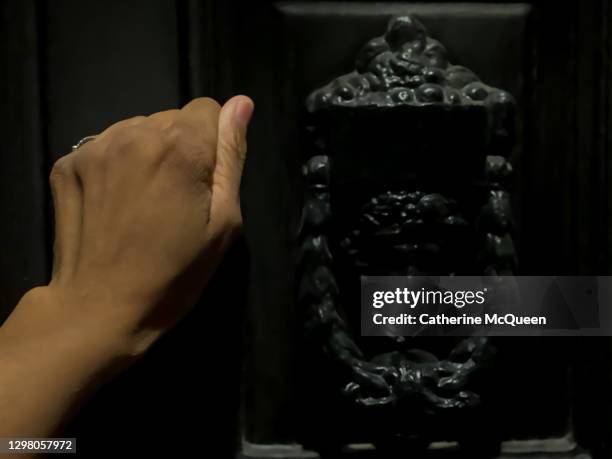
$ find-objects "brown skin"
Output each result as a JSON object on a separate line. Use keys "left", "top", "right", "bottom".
{"left": 0, "top": 96, "right": 254, "bottom": 449}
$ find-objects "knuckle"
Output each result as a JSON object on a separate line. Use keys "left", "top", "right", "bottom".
{"left": 146, "top": 109, "right": 180, "bottom": 130}
{"left": 150, "top": 109, "right": 179, "bottom": 119}
{"left": 49, "top": 155, "right": 73, "bottom": 185}
{"left": 117, "top": 115, "right": 146, "bottom": 126}
{"left": 100, "top": 115, "right": 146, "bottom": 137}
{"left": 107, "top": 125, "right": 161, "bottom": 160}
{"left": 111, "top": 126, "right": 147, "bottom": 152}
{"left": 118, "top": 115, "right": 147, "bottom": 127}
{"left": 181, "top": 97, "right": 222, "bottom": 124}
{"left": 49, "top": 154, "right": 76, "bottom": 193}
{"left": 194, "top": 97, "right": 222, "bottom": 112}
{"left": 208, "top": 98, "right": 222, "bottom": 113}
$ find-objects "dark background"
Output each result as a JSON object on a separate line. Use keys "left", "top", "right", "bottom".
{"left": 1, "top": 0, "right": 612, "bottom": 458}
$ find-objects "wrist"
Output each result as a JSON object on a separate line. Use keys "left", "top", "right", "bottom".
{"left": 0, "top": 287, "right": 152, "bottom": 437}
{"left": 2, "top": 286, "right": 161, "bottom": 362}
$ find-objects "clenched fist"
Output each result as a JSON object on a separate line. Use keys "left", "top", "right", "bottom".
{"left": 0, "top": 96, "right": 253, "bottom": 438}
{"left": 3, "top": 96, "right": 253, "bottom": 359}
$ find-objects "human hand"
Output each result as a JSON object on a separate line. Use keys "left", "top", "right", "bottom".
{"left": 8, "top": 95, "right": 254, "bottom": 352}
{"left": 0, "top": 96, "right": 253, "bottom": 439}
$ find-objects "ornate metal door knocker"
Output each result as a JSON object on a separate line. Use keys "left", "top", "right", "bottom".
{"left": 297, "top": 15, "right": 517, "bottom": 454}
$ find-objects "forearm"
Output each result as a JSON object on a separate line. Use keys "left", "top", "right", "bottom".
{"left": 0, "top": 95, "right": 252, "bottom": 455}
{"left": 0, "top": 287, "right": 144, "bottom": 438}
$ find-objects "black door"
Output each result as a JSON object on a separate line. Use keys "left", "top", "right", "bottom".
{"left": 1, "top": 1, "right": 611, "bottom": 458}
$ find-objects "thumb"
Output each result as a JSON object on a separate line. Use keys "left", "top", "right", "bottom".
{"left": 212, "top": 95, "right": 254, "bottom": 203}
{"left": 209, "top": 95, "right": 253, "bottom": 233}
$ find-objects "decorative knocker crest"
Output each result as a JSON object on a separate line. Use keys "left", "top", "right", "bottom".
{"left": 297, "top": 16, "right": 517, "bottom": 449}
